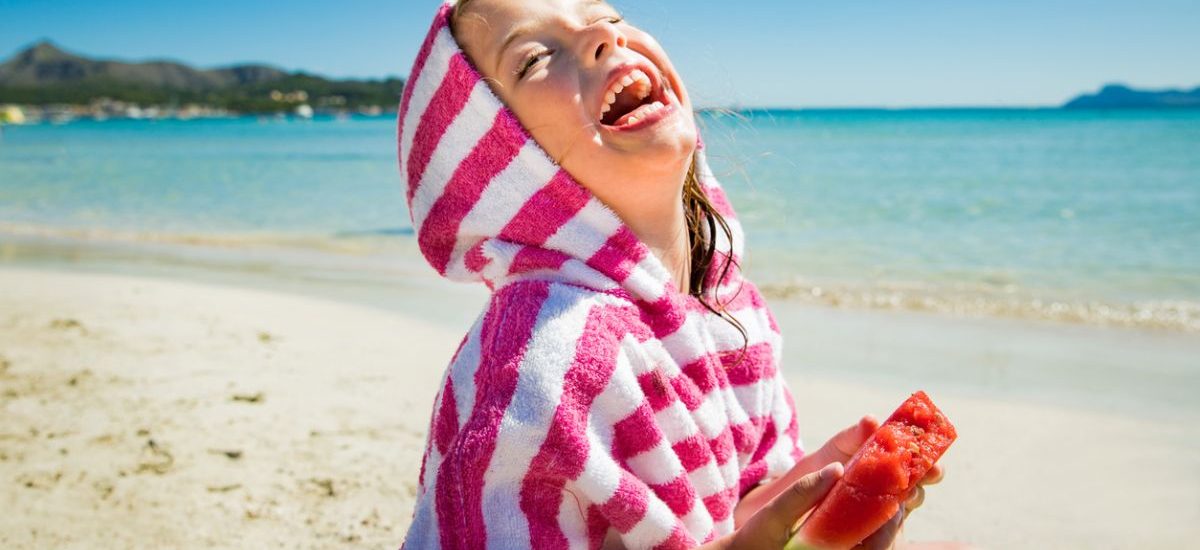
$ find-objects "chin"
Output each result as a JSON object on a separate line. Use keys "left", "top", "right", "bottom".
{"left": 611, "top": 136, "right": 695, "bottom": 180}
{"left": 645, "top": 119, "right": 698, "bottom": 164}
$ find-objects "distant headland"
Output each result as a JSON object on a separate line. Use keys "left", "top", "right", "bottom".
{"left": 0, "top": 41, "right": 404, "bottom": 122}
{"left": 1062, "top": 84, "right": 1200, "bottom": 109}
{"left": 2, "top": 41, "right": 1198, "bottom": 124}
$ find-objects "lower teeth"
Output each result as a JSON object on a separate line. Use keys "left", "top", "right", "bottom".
{"left": 620, "top": 102, "right": 664, "bottom": 126}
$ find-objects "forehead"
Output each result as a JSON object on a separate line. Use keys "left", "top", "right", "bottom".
{"left": 455, "top": 0, "right": 609, "bottom": 43}
{"left": 454, "top": 0, "right": 614, "bottom": 76}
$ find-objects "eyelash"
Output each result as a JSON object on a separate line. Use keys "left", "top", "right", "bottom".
{"left": 514, "top": 16, "right": 624, "bottom": 80}
{"left": 515, "top": 50, "right": 550, "bottom": 79}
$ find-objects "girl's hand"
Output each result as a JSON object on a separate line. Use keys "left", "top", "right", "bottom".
{"left": 735, "top": 415, "right": 881, "bottom": 528}
{"left": 803, "top": 415, "right": 882, "bottom": 473}
{"left": 805, "top": 417, "right": 948, "bottom": 550}
{"left": 785, "top": 468, "right": 945, "bottom": 550}
{"left": 736, "top": 416, "right": 948, "bottom": 549}
{"left": 715, "top": 463, "right": 843, "bottom": 550}
{"left": 793, "top": 415, "right": 946, "bottom": 515}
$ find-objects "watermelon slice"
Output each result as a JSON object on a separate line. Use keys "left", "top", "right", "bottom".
{"left": 792, "top": 391, "right": 957, "bottom": 550}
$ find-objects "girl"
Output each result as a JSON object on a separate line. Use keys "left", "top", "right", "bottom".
{"left": 398, "top": 1, "right": 949, "bottom": 548}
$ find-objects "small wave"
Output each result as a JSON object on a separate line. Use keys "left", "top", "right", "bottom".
{"left": 760, "top": 280, "right": 1199, "bottom": 333}
{"left": 332, "top": 227, "right": 415, "bottom": 238}
{"left": 5, "top": 221, "right": 1196, "bottom": 333}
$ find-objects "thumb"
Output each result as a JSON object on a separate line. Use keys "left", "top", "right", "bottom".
{"left": 808, "top": 415, "right": 879, "bottom": 468}
{"left": 742, "top": 462, "right": 843, "bottom": 547}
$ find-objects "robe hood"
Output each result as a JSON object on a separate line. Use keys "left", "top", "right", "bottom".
{"left": 397, "top": 5, "right": 803, "bottom": 547}
{"left": 397, "top": 1, "right": 746, "bottom": 305}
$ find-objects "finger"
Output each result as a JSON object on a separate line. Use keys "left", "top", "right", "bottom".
{"left": 809, "top": 415, "right": 879, "bottom": 467}
{"left": 748, "top": 462, "right": 843, "bottom": 544}
{"left": 903, "top": 485, "right": 926, "bottom": 513}
{"left": 774, "top": 463, "right": 843, "bottom": 523}
{"left": 920, "top": 464, "right": 944, "bottom": 486}
{"left": 853, "top": 509, "right": 904, "bottom": 550}
{"left": 834, "top": 415, "right": 880, "bottom": 457}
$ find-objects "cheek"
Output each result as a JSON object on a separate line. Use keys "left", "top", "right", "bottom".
{"left": 511, "top": 75, "right": 589, "bottom": 158}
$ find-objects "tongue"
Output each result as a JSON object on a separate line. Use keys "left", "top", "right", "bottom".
{"left": 612, "top": 102, "right": 658, "bottom": 127}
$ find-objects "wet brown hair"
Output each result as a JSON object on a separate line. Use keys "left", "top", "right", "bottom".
{"left": 680, "top": 153, "right": 749, "bottom": 351}
{"left": 451, "top": 1, "right": 749, "bottom": 356}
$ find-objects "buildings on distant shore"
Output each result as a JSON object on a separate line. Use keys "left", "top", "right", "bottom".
{"left": 1, "top": 84, "right": 394, "bottom": 125}
{"left": 0, "top": 98, "right": 394, "bottom": 124}
{"left": 1, "top": 104, "right": 26, "bottom": 124}
{"left": 1, "top": 101, "right": 234, "bottom": 124}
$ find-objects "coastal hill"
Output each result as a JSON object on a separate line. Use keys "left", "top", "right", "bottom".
{"left": 1064, "top": 84, "right": 1200, "bottom": 109}
{"left": 0, "top": 41, "right": 404, "bottom": 113}
{"left": 0, "top": 41, "right": 286, "bottom": 89}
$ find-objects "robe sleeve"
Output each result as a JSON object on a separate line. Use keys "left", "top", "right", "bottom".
{"left": 734, "top": 343, "right": 806, "bottom": 497}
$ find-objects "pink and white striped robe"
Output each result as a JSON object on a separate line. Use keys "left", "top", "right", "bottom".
{"left": 399, "top": 3, "right": 805, "bottom": 548}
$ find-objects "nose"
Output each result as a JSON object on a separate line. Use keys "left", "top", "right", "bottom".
{"left": 579, "top": 19, "right": 626, "bottom": 67}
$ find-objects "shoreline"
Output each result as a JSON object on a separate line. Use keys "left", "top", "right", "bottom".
{"left": 5, "top": 232, "right": 1198, "bottom": 424}
{"left": 0, "top": 264, "right": 1196, "bottom": 548}
{"left": 3, "top": 228, "right": 1196, "bottom": 335}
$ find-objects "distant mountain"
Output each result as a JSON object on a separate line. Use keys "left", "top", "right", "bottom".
{"left": 0, "top": 41, "right": 287, "bottom": 89}
{"left": 1064, "top": 84, "right": 1200, "bottom": 109}
{"left": 0, "top": 41, "right": 404, "bottom": 113}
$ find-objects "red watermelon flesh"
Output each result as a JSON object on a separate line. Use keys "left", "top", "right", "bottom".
{"left": 797, "top": 391, "right": 957, "bottom": 549}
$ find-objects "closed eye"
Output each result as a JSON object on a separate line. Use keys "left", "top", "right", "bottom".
{"left": 515, "top": 49, "right": 551, "bottom": 80}
{"left": 512, "top": 15, "right": 622, "bottom": 81}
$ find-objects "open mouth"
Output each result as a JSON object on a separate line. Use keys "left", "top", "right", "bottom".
{"left": 598, "top": 66, "right": 671, "bottom": 128}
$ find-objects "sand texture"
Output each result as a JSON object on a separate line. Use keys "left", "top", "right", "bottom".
{"left": 1, "top": 268, "right": 455, "bottom": 548}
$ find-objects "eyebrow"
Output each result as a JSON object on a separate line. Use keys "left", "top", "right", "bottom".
{"left": 492, "top": 0, "right": 607, "bottom": 75}
{"left": 494, "top": 22, "right": 539, "bottom": 74}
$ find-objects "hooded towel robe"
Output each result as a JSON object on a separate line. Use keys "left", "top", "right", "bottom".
{"left": 399, "top": 3, "right": 804, "bottom": 548}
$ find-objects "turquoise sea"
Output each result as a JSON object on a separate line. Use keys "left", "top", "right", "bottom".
{"left": 1, "top": 110, "right": 1198, "bottom": 331}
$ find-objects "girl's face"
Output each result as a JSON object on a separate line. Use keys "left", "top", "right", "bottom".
{"left": 455, "top": 0, "right": 697, "bottom": 206}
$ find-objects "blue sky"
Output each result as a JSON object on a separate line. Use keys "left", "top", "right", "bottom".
{"left": 1, "top": 0, "right": 1197, "bottom": 107}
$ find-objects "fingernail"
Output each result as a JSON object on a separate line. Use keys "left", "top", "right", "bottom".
{"left": 820, "top": 462, "right": 844, "bottom": 479}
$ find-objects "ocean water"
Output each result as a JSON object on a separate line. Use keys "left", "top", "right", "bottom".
{"left": 1, "top": 110, "right": 1198, "bottom": 331}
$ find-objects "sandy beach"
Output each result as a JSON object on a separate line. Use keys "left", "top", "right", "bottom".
{"left": 2, "top": 262, "right": 1197, "bottom": 549}
{"left": 0, "top": 267, "right": 457, "bottom": 548}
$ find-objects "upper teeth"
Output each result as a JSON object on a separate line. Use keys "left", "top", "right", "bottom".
{"left": 600, "top": 69, "right": 653, "bottom": 118}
